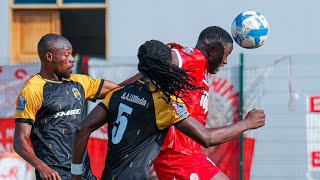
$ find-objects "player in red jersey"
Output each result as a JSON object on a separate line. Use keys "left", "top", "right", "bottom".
{"left": 153, "top": 26, "right": 234, "bottom": 180}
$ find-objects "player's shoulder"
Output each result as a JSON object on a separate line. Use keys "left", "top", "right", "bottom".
{"left": 22, "top": 74, "right": 45, "bottom": 92}
{"left": 69, "top": 74, "right": 90, "bottom": 81}
{"left": 68, "top": 74, "right": 102, "bottom": 86}
{"left": 172, "top": 45, "right": 202, "bottom": 59}
{"left": 111, "top": 81, "right": 144, "bottom": 97}
{"left": 168, "top": 43, "right": 183, "bottom": 49}
{"left": 101, "top": 86, "right": 124, "bottom": 106}
{"left": 170, "top": 43, "right": 195, "bottom": 54}
{"left": 106, "top": 85, "right": 126, "bottom": 99}
{"left": 109, "top": 86, "right": 124, "bottom": 95}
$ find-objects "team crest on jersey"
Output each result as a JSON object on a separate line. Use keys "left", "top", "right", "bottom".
{"left": 72, "top": 87, "right": 81, "bottom": 100}
{"left": 172, "top": 103, "right": 188, "bottom": 118}
{"left": 182, "top": 47, "right": 194, "bottom": 54}
{"left": 189, "top": 173, "right": 199, "bottom": 180}
{"left": 17, "top": 95, "right": 26, "bottom": 113}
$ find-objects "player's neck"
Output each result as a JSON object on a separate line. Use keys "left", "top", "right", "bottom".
{"left": 39, "top": 68, "right": 62, "bottom": 81}
{"left": 171, "top": 50, "right": 179, "bottom": 66}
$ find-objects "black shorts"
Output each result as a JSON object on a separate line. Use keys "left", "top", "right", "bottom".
{"left": 35, "top": 166, "right": 97, "bottom": 180}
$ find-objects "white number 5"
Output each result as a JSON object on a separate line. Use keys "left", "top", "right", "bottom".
{"left": 111, "top": 103, "right": 133, "bottom": 144}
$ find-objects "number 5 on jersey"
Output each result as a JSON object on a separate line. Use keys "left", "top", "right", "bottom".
{"left": 111, "top": 103, "right": 133, "bottom": 144}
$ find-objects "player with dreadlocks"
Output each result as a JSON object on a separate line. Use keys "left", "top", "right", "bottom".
{"left": 136, "top": 40, "right": 202, "bottom": 102}
{"left": 70, "top": 40, "right": 265, "bottom": 180}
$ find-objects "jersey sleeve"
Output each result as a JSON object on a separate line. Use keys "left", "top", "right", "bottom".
{"left": 15, "top": 86, "right": 43, "bottom": 122}
{"left": 70, "top": 74, "right": 104, "bottom": 101}
{"left": 171, "top": 97, "right": 189, "bottom": 123}
{"left": 153, "top": 94, "right": 189, "bottom": 130}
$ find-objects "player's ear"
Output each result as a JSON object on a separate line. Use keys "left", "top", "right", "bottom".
{"left": 208, "top": 42, "right": 224, "bottom": 57}
{"left": 45, "top": 52, "right": 53, "bottom": 62}
{"left": 207, "top": 42, "right": 224, "bottom": 62}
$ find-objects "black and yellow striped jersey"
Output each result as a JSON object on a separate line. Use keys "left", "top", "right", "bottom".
{"left": 15, "top": 74, "right": 103, "bottom": 172}
{"left": 99, "top": 80, "right": 189, "bottom": 180}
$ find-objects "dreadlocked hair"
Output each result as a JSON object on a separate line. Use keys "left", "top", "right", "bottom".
{"left": 138, "top": 40, "right": 203, "bottom": 103}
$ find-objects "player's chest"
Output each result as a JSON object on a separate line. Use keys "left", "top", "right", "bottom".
{"left": 41, "top": 82, "right": 85, "bottom": 113}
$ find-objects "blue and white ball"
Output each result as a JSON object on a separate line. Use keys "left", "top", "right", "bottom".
{"left": 231, "top": 11, "right": 269, "bottom": 49}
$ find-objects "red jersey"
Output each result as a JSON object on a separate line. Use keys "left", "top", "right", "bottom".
{"left": 161, "top": 43, "right": 209, "bottom": 155}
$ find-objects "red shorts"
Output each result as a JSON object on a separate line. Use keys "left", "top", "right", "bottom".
{"left": 153, "top": 149, "right": 220, "bottom": 180}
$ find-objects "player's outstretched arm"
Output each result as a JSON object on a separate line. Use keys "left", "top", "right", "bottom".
{"left": 118, "top": 72, "right": 141, "bottom": 87}
{"left": 174, "top": 109, "right": 266, "bottom": 148}
{"left": 98, "top": 73, "right": 141, "bottom": 99}
{"left": 14, "top": 122, "right": 61, "bottom": 180}
{"left": 71, "top": 105, "right": 108, "bottom": 180}
{"left": 98, "top": 80, "right": 119, "bottom": 99}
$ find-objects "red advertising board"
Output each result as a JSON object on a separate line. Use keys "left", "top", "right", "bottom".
{"left": 312, "top": 151, "right": 320, "bottom": 168}
{"left": 0, "top": 118, "right": 15, "bottom": 155}
{"left": 309, "top": 96, "right": 320, "bottom": 113}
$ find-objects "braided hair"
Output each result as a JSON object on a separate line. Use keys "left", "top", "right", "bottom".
{"left": 137, "top": 40, "right": 202, "bottom": 103}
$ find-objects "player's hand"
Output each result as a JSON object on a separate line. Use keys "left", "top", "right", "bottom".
{"left": 243, "top": 109, "right": 266, "bottom": 129}
{"left": 71, "top": 174, "right": 82, "bottom": 180}
{"left": 37, "top": 163, "right": 61, "bottom": 180}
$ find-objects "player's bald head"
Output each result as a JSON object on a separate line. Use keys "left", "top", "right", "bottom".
{"left": 37, "top": 33, "right": 72, "bottom": 62}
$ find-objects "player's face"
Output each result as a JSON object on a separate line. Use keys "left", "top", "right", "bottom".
{"left": 52, "top": 46, "right": 74, "bottom": 79}
{"left": 211, "top": 45, "right": 233, "bottom": 74}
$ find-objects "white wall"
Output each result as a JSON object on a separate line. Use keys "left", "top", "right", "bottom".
{"left": 0, "top": 0, "right": 9, "bottom": 65}
{"left": 3, "top": 0, "right": 318, "bottom": 64}
{"left": 109, "top": 0, "right": 320, "bottom": 58}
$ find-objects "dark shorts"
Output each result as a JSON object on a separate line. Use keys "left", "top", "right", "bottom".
{"left": 35, "top": 166, "right": 97, "bottom": 180}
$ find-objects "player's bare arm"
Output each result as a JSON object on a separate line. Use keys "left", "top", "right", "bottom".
{"left": 174, "top": 109, "right": 265, "bottom": 147}
{"left": 71, "top": 105, "right": 108, "bottom": 180}
{"left": 118, "top": 72, "right": 141, "bottom": 87}
{"left": 14, "top": 121, "right": 61, "bottom": 180}
{"left": 98, "top": 80, "right": 119, "bottom": 98}
{"left": 98, "top": 73, "right": 141, "bottom": 99}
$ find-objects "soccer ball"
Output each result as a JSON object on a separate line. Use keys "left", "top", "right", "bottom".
{"left": 231, "top": 11, "right": 269, "bottom": 49}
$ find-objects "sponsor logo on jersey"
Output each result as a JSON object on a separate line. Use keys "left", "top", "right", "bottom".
{"left": 200, "top": 90, "right": 209, "bottom": 113}
{"left": 121, "top": 92, "right": 147, "bottom": 106}
{"left": 72, "top": 87, "right": 81, "bottom": 100}
{"left": 17, "top": 95, "right": 26, "bottom": 113}
{"left": 172, "top": 103, "right": 188, "bottom": 118}
{"left": 53, "top": 109, "right": 81, "bottom": 118}
{"left": 182, "top": 47, "right": 194, "bottom": 54}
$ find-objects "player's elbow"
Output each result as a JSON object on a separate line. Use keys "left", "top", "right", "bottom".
{"left": 75, "top": 124, "right": 91, "bottom": 137}
{"left": 13, "top": 141, "right": 18, "bottom": 152}
{"left": 201, "top": 141, "right": 211, "bottom": 148}
{"left": 199, "top": 133, "right": 220, "bottom": 148}
{"left": 75, "top": 125, "right": 85, "bottom": 135}
{"left": 197, "top": 133, "right": 212, "bottom": 148}
{"left": 13, "top": 138, "right": 23, "bottom": 154}
{"left": 202, "top": 138, "right": 213, "bottom": 148}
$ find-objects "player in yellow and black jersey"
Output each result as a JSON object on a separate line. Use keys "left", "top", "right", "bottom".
{"left": 99, "top": 80, "right": 189, "bottom": 179}
{"left": 13, "top": 34, "right": 139, "bottom": 180}
{"left": 71, "top": 40, "right": 266, "bottom": 180}
{"left": 16, "top": 73, "right": 103, "bottom": 180}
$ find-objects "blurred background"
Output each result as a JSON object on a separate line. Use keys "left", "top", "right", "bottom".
{"left": 1, "top": 0, "right": 320, "bottom": 180}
